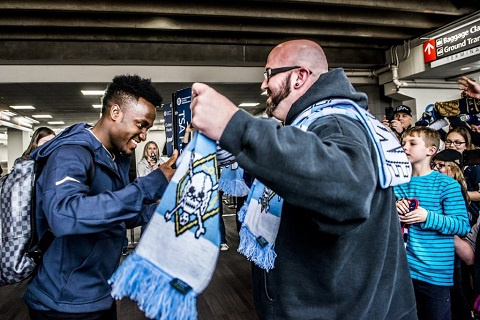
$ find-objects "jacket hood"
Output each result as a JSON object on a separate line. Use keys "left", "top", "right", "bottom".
{"left": 31, "top": 123, "right": 101, "bottom": 161}
{"left": 285, "top": 68, "right": 368, "bottom": 125}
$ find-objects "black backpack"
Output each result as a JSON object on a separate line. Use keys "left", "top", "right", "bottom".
{"left": 0, "top": 152, "right": 94, "bottom": 285}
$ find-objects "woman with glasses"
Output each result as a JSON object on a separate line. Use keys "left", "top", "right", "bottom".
{"left": 432, "top": 149, "right": 470, "bottom": 213}
{"left": 445, "top": 127, "right": 480, "bottom": 226}
{"left": 432, "top": 148, "right": 475, "bottom": 320}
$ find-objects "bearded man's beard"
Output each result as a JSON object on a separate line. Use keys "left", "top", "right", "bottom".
{"left": 265, "top": 73, "right": 292, "bottom": 117}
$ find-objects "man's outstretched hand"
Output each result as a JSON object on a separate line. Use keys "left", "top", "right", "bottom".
{"left": 159, "top": 150, "right": 178, "bottom": 181}
{"left": 190, "top": 83, "right": 239, "bottom": 141}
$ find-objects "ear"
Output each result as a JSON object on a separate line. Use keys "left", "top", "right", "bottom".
{"left": 110, "top": 104, "right": 122, "bottom": 121}
{"left": 293, "top": 68, "right": 310, "bottom": 89}
{"left": 427, "top": 145, "right": 438, "bottom": 156}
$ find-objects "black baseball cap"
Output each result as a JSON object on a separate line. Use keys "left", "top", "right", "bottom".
{"left": 393, "top": 105, "right": 412, "bottom": 117}
{"left": 467, "top": 116, "right": 480, "bottom": 126}
{"left": 434, "top": 149, "right": 463, "bottom": 168}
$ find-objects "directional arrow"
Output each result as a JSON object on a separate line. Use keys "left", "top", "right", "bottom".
{"left": 423, "top": 40, "right": 437, "bottom": 63}
{"left": 424, "top": 42, "right": 434, "bottom": 55}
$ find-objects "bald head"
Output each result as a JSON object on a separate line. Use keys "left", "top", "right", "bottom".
{"left": 269, "top": 40, "right": 328, "bottom": 76}
{"left": 261, "top": 39, "right": 329, "bottom": 121}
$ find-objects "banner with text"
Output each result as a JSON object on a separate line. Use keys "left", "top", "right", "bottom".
{"left": 174, "top": 87, "right": 192, "bottom": 153}
{"left": 163, "top": 103, "right": 174, "bottom": 157}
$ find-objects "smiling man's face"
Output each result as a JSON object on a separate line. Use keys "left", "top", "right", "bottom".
{"left": 112, "top": 97, "right": 156, "bottom": 156}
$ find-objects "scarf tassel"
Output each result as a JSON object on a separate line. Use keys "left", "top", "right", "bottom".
{"left": 237, "top": 202, "right": 248, "bottom": 223}
{"left": 218, "top": 178, "right": 250, "bottom": 197}
{"left": 238, "top": 225, "right": 276, "bottom": 272}
{"left": 109, "top": 253, "right": 197, "bottom": 320}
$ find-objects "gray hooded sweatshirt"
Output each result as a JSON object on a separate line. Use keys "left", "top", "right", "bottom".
{"left": 219, "top": 69, "right": 417, "bottom": 320}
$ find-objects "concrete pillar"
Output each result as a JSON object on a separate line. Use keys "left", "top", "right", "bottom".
{"left": 7, "top": 128, "right": 30, "bottom": 171}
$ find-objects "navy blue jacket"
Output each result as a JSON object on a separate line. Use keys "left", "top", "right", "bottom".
{"left": 24, "top": 123, "right": 168, "bottom": 313}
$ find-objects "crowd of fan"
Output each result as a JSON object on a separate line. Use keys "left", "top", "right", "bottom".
{"left": 382, "top": 77, "right": 480, "bottom": 319}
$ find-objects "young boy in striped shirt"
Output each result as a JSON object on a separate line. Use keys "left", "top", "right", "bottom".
{"left": 394, "top": 126, "right": 470, "bottom": 320}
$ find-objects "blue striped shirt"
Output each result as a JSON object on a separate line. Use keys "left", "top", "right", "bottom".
{"left": 394, "top": 170, "right": 470, "bottom": 286}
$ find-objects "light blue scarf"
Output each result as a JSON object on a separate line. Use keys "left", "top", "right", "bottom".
{"left": 109, "top": 133, "right": 220, "bottom": 320}
{"left": 218, "top": 162, "right": 250, "bottom": 197}
{"left": 238, "top": 99, "right": 411, "bottom": 271}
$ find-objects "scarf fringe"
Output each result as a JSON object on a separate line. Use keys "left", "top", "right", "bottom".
{"left": 237, "top": 203, "right": 248, "bottom": 223}
{"left": 238, "top": 225, "right": 276, "bottom": 271}
{"left": 109, "top": 253, "right": 197, "bottom": 320}
{"left": 218, "top": 179, "right": 250, "bottom": 197}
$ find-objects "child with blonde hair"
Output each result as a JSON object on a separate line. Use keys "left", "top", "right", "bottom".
{"left": 395, "top": 126, "right": 470, "bottom": 320}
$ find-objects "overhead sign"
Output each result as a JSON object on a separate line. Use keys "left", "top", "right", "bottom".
{"left": 423, "top": 39, "right": 436, "bottom": 63}
{"left": 431, "top": 46, "right": 480, "bottom": 68}
{"left": 423, "top": 19, "right": 480, "bottom": 64}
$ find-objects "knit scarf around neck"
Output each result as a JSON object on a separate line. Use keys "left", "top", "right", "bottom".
{"left": 237, "top": 98, "right": 411, "bottom": 271}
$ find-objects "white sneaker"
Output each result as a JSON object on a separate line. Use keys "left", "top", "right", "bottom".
{"left": 220, "top": 243, "right": 229, "bottom": 251}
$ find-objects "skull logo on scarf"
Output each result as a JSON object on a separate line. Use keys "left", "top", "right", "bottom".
{"left": 165, "top": 152, "right": 219, "bottom": 238}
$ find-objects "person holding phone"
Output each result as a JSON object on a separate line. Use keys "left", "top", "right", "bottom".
{"left": 137, "top": 141, "right": 164, "bottom": 177}
{"left": 382, "top": 105, "right": 413, "bottom": 140}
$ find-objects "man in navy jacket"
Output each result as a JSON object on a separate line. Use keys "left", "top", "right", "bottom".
{"left": 24, "top": 75, "right": 177, "bottom": 319}
{"left": 190, "top": 40, "right": 417, "bottom": 319}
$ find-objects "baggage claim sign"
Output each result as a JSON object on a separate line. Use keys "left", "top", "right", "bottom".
{"left": 423, "top": 19, "right": 480, "bottom": 67}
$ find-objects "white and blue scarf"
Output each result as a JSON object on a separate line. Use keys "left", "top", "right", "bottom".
{"left": 109, "top": 133, "right": 220, "bottom": 320}
{"left": 238, "top": 98, "right": 411, "bottom": 271}
{"left": 218, "top": 162, "right": 250, "bottom": 197}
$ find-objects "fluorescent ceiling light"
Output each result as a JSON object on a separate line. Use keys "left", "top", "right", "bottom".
{"left": 9, "top": 105, "right": 35, "bottom": 110}
{"left": 81, "top": 90, "right": 105, "bottom": 96}
{"left": 48, "top": 121, "right": 65, "bottom": 125}
{"left": 32, "top": 114, "right": 53, "bottom": 119}
{"left": 92, "top": 104, "right": 102, "bottom": 108}
{"left": 239, "top": 103, "right": 260, "bottom": 107}
{"left": 460, "top": 67, "right": 471, "bottom": 71}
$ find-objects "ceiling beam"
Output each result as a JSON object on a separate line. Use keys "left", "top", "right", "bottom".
{"left": 0, "top": 31, "right": 393, "bottom": 49}
{"left": 241, "top": 0, "right": 476, "bottom": 15}
{"left": 0, "top": 41, "right": 385, "bottom": 68}
{"left": 0, "top": 5, "right": 451, "bottom": 29}
{"left": 0, "top": 18, "right": 417, "bottom": 40}
{"left": 0, "top": 0, "right": 471, "bottom": 16}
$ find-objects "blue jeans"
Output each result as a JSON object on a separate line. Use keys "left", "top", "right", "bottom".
{"left": 412, "top": 278, "right": 452, "bottom": 320}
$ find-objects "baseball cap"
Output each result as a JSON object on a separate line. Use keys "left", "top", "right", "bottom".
{"left": 467, "top": 116, "right": 480, "bottom": 126}
{"left": 393, "top": 105, "right": 412, "bottom": 117}
{"left": 433, "top": 149, "right": 463, "bottom": 168}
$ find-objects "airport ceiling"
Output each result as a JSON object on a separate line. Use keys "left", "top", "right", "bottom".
{"left": 0, "top": 0, "right": 480, "bottom": 129}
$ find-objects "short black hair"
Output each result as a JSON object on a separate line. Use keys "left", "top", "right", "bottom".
{"left": 101, "top": 74, "right": 163, "bottom": 114}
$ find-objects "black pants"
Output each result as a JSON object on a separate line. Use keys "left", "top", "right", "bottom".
{"left": 28, "top": 302, "right": 117, "bottom": 320}
{"left": 413, "top": 278, "right": 452, "bottom": 320}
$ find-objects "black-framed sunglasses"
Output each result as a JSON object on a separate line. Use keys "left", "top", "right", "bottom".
{"left": 431, "top": 162, "right": 446, "bottom": 170}
{"left": 263, "top": 66, "right": 302, "bottom": 82}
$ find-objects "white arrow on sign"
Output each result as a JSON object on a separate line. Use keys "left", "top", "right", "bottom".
{"left": 424, "top": 43, "right": 434, "bottom": 55}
